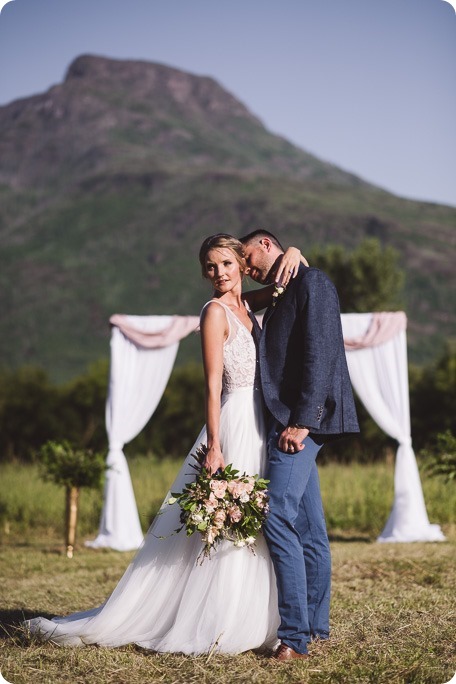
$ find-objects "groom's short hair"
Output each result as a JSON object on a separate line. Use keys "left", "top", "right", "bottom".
{"left": 239, "top": 229, "right": 284, "bottom": 251}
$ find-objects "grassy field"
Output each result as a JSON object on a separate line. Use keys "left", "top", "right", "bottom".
{"left": 0, "top": 459, "right": 455, "bottom": 683}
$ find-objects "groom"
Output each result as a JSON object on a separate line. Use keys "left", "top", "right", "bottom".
{"left": 240, "top": 229, "right": 359, "bottom": 661}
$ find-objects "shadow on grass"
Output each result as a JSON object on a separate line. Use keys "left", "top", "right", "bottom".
{"left": 0, "top": 609, "right": 56, "bottom": 641}
{"left": 328, "top": 533, "right": 372, "bottom": 543}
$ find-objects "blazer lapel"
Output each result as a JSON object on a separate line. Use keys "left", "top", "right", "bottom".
{"left": 262, "top": 302, "right": 277, "bottom": 328}
{"left": 248, "top": 309, "right": 263, "bottom": 344}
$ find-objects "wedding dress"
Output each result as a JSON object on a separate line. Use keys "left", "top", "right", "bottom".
{"left": 26, "top": 300, "right": 279, "bottom": 654}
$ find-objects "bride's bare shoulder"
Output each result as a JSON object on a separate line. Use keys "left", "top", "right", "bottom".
{"left": 200, "top": 300, "right": 228, "bottom": 330}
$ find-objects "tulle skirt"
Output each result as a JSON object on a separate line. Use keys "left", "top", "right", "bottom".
{"left": 26, "top": 387, "right": 279, "bottom": 654}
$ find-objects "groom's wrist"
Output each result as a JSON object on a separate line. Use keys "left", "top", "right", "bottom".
{"left": 288, "top": 423, "right": 308, "bottom": 430}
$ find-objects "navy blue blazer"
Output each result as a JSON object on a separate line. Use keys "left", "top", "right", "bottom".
{"left": 254, "top": 265, "right": 359, "bottom": 436}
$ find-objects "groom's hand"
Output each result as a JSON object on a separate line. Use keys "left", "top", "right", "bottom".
{"left": 279, "top": 426, "right": 309, "bottom": 454}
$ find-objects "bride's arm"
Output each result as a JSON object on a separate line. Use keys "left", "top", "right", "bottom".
{"left": 200, "top": 303, "right": 227, "bottom": 475}
{"left": 243, "top": 247, "right": 309, "bottom": 312}
{"left": 275, "top": 249, "right": 309, "bottom": 284}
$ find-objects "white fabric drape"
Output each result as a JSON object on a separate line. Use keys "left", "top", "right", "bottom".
{"left": 341, "top": 314, "right": 444, "bottom": 542}
{"left": 86, "top": 317, "right": 180, "bottom": 551}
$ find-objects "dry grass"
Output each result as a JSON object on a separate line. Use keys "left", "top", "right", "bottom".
{"left": 1, "top": 531, "right": 455, "bottom": 684}
{"left": 1, "top": 457, "right": 455, "bottom": 682}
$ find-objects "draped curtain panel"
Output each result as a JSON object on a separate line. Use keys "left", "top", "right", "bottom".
{"left": 341, "top": 313, "right": 444, "bottom": 542}
{"left": 87, "top": 312, "right": 444, "bottom": 551}
{"left": 85, "top": 317, "right": 181, "bottom": 551}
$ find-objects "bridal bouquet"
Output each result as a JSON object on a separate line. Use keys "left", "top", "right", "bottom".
{"left": 168, "top": 444, "right": 269, "bottom": 562}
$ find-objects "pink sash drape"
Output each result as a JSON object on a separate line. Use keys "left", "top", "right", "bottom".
{"left": 343, "top": 312, "right": 407, "bottom": 351}
{"left": 110, "top": 314, "right": 200, "bottom": 349}
{"left": 111, "top": 311, "right": 407, "bottom": 351}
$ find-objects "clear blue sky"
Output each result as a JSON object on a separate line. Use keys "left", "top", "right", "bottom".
{"left": 1, "top": 0, "right": 455, "bottom": 207}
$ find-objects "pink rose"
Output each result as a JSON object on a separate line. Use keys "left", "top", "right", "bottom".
{"left": 254, "top": 491, "right": 267, "bottom": 508}
{"left": 228, "top": 479, "right": 255, "bottom": 499}
{"left": 227, "top": 480, "right": 240, "bottom": 496}
{"left": 227, "top": 504, "right": 242, "bottom": 523}
{"left": 204, "top": 492, "right": 218, "bottom": 513}
{"left": 213, "top": 509, "right": 227, "bottom": 529}
{"left": 243, "top": 477, "right": 255, "bottom": 494}
{"left": 210, "top": 480, "right": 228, "bottom": 499}
{"left": 227, "top": 481, "right": 248, "bottom": 499}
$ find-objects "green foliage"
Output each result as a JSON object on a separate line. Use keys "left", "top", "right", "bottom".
{"left": 420, "top": 431, "right": 456, "bottom": 483}
{"left": 410, "top": 343, "right": 456, "bottom": 451}
{"left": 2, "top": 344, "right": 454, "bottom": 468}
{"left": 59, "top": 359, "right": 109, "bottom": 452}
{"left": 0, "top": 366, "right": 62, "bottom": 461}
{"left": 37, "top": 440, "right": 106, "bottom": 490}
{"left": 0, "top": 361, "right": 108, "bottom": 462}
{"left": 309, "top": 238, "right": 405, "bottom": 312}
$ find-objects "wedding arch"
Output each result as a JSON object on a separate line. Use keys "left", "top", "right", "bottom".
{"left": 85, "top": 311, "right": 444, "bottom": 551}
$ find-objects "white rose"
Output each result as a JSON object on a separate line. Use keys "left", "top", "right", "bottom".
{"left": 234, "top": 540, "right": 246, "bottom": 548}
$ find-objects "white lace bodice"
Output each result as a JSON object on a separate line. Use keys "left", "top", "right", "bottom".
{"left": 202, "top": 300, "right": 260, "bottom": 394}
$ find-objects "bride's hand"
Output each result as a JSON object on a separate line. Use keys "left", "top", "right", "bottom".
{"left": 275, "top": 247, "right": 309, "bottom": 286}
{"left": 204, "top": 445, "right": 225, "bottom": 476}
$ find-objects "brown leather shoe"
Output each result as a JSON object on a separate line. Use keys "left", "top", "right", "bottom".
{"left": 273, "top": 642, "right": 309, "bottom": 661}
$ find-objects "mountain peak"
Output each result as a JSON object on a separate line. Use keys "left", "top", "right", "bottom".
{"left": 64, "top": 54, "right": 260, "bottom": 123}
{"left": 1, "top": 54, "right": 362, "bottom": 190}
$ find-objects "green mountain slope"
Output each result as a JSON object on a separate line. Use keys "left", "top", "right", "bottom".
{"left": 0, "top": 55, "right": 454, "bottom": 381}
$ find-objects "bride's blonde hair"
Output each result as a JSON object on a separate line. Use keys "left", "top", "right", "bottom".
{"left": 199, "top": 234, "right": 246, "bottom": 278}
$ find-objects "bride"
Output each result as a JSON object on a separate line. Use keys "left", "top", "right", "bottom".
{"left": 26, "top": 234, "right": 302, "bottom": 655}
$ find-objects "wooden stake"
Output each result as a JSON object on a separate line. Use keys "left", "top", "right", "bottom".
{"left": 65, "top": 485, "right": 79, "bottom": 558}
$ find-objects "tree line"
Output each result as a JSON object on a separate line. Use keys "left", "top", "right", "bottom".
{"left": 0, "top": 346, "right": 454, "bottom": 464}
{"left": 0, "top": 239, "right": 453, "bottom": 463}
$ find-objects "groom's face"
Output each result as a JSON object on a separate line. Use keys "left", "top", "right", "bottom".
{"left": 243, "top": 241, "right": 275, "bottom": 284}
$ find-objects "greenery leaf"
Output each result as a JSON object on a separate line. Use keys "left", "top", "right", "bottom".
{"left": 37, "top": 440, "right": 107, "bottom": 490}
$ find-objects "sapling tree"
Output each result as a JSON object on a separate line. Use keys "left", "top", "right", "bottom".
{"left": 38, "top": 440, "right": 106, "bottom": 557}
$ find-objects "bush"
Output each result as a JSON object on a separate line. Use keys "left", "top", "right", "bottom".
{"left": 0, "top": 361, "right": 109, "bottom": 462}
{"left": 59, "top": 359, "right": 109, "bottom": 453}
{"left": 0, "top": 366, "right": 62, "bottom": 461}
{"left": 309, "top": 238, "right": 404, "bottom": 313}
{"left": 38, "top": 439, "right": 107, "bottom": 489}
{"left": 0, "top": 342, "right": 454, "bottom": 466}
{"left": 410, "top": 344, "right": 456, "bottom": 451}
{"left": 37, "top": 439, "right": 107, "bottom": 557}
{"left": 420, "top": 430, "right": 456, "bottom": 483}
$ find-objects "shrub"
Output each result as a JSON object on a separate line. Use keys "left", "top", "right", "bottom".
{"left": 38, "top": 439, "right": 106, "bottom": 489}
{"left": 420, "top": 430, "right": 456, "bottom": 483}
{"left": 37, "top": 439, "right": 107, "bottom": 557}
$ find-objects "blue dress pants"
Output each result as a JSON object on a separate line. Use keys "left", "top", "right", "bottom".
{"left": 263, "top": 421, "right": 331, "bottom": 654}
